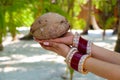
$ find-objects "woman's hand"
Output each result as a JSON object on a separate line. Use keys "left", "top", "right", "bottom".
{"left": 35, "top": 32, "right": 74, "bottom": 46}
{"left": 34, "top": 32, "right": 74, "bottom": 57}
{"left": 49, "top": 32, "right": 74, "bottom": 46}
{"left": 36, "top": 40, "right": 70, "bottom": 58}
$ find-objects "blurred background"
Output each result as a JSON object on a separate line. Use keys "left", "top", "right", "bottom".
{"left": 0, "top": 0, "right": 120, "bottom": 80}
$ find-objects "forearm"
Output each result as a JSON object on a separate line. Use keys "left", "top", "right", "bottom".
{"left": 91, "top": 44, "right": 120, "bottom": 65}
{"left": 85, "top": 57, "right": 120, "bottom": 80}
{"left": 75, "top": 35, "right": 120, "bottom": 65}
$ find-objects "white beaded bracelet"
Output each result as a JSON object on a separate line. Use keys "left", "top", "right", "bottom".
{"left": 87, "top": 41, "right": 92, "bottom": 56}
{"left": 73, "top": 32, "right": 80, "bottom": 47}
{"left": 78, "top": 54, "right": 90, "bottom": 74}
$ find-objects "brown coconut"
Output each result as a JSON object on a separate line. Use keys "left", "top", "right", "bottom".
{"left": 30, "top": 12, "right": 70, "bottom": 40}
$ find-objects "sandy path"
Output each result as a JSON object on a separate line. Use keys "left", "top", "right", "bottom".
{"left": 0, "top": 28, "right": 117, "bottom": 80}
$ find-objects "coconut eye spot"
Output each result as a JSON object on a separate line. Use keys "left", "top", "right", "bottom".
{"left": 60, "top": 20, "right": 64, "bottom": 23}
{"left": 38, "top": 20, "right": 41, "bottom": 24}
{"left": 45, "top": 20, "right": 47, "bottom": 22}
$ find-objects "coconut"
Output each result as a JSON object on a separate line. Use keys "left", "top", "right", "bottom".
{"left": 30, "top": 12, "right": 70, "bottom": 40}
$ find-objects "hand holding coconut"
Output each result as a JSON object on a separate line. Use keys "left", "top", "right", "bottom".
{"left": 30, "top": 12, "right": 72, "bottom": 57}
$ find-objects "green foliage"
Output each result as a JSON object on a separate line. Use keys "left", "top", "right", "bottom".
{"left": 72, "top": 17, "right": 86, "bottom": 30}
{"left": 105, "top": 16, "right": 117, "bottom": 29}
{"left": 43, "top": 1, "right": 69, "bottom": 18}
{"left": 93, "top": 0, "right": 117, "bottom": 29}
{"left": 74, "top": 0, "right": 81, "bottom": 16}
{"left": 0, "top": 0, "right": 40, "bottom": 41}
{"left": 93, "top": 0, "right": 117, "bottom": 13}
{"left": 0, "top": 1, "right": 7, "bottom": 43}
{"left": 69, "top": 67, "right": 74, "bottom": 80}
{"left": 70, "top": 0, "right": 86, "bottom": 29}
{"left": 71, "top": 0, "right": 83, "bottom": 29}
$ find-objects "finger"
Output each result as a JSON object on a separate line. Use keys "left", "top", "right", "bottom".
{"left": 34, "top": 38, "right": 51, "bottom": 44}
{"left": 42, "top": 41, "right": 58, "bottom": 48}
{"left": 49, "top": 32, "right": 72, "bottom": 43}
{"left": 51, "top": 36, "right": 73, "bottom": 45}
{"left": 41, "top": 43, "right": 58, "bottom": 52}
{"left": 50, "top": 38, "right": 64, "bottom": 43}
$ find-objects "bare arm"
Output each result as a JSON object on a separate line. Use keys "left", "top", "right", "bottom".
{"left": 85, "top": 57, "right": 120, "bottom": 80}
{"left": 43, "top": 32, "right": 120, "bottom": 65}
{"left": 91, "top": 44, "right": 120, "bottom": 65}
{"left": 37, "top": 40, "right": 120, "bottom": 80}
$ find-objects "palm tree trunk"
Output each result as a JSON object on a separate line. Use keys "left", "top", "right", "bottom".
{"left": 91, "top": 14, "right": 101, "bottom": 30}
{"left": 114, "top": 24, "right": 120, "bottom": 52}
{"left": 0, "top": 32, "right": 4, "bottom": 51}
{"left": 0, "top": 43, "right": 3, "bottom": 51}
{"left": 114, "top": 0, "right": 120, "bottom": 53}
{"left": 0, "top": 5, "right": 6, "bottom": 51}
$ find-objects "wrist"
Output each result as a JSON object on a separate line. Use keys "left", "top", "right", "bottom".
{"left": 72, "top": 32, "right": 80, "bottom": 47}
{"left": 72, "top": 32, "right": 92, "bottom": 56}
{"left": 78, "top": 37, "right": 92, "bottom": 55}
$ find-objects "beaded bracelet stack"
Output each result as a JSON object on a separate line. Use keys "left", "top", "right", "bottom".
{"left": 66, "top": 48, "right": 90, "bottom": 74}
{"left": 65, "top": 32, "right": 92, "bottom": 74}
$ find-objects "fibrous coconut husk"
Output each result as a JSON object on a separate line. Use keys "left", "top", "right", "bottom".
{"left": 30, "top": 12, "right": 70, "bottom": 40}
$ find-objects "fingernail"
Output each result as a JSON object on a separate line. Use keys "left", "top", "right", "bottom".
{"left": 43, "top": 42, "right": 49, "bottom": 45}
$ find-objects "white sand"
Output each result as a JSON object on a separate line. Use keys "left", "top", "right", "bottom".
{"left": 0, "top": 28, "right": 117, "bottom": 80}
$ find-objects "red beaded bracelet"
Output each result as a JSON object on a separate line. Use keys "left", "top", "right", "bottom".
{"left": 78, "top": 36, "right": 92, "bottom": 56}
{"left": 70, "top": 51, "right": 82, "bottom": 71}
{"left": 78, "top": 36, "right": 87, "bottom": 54}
